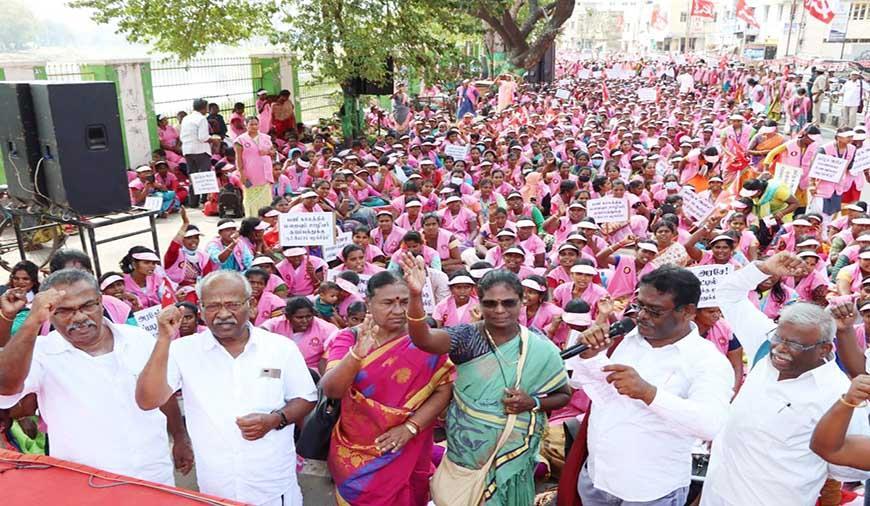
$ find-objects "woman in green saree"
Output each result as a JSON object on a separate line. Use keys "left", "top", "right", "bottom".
{"left": 399, "top": 253, "right": 571, "bottom": 505}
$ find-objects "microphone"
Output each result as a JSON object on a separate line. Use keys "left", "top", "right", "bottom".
{"left": 559, "top": 317, "right": 636, "bottom": 360}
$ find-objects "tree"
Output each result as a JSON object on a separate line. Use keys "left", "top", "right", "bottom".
{"left": 467, "top": 0, "right": 576, "bottom": 70}
{"left": 0, "top": 0, "right": 40, "bottom": 51}
{"left": 70, "top": 0, "right": 571, "bottom": 136}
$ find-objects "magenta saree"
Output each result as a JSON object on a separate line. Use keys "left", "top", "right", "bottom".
{"left": 326, "top": 330, "right": 455, "bottom": 506}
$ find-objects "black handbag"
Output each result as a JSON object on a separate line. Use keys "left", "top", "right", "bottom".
{"left": 296, "top": 329, "right": 356, "bottom": 460}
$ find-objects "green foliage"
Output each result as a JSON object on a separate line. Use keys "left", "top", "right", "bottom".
{"left": 0, "top": 0, "right": 48, "bottom": 50}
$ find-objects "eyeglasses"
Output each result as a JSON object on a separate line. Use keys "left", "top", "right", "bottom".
{"left": 766, "top": 329, "right": 831, "bottom": 353}
{"left": 480, "top": 299, "right": 520, "bottom": 309}
{"left": 53, "top": 300, "right": 101, "bottom": 319}
{"left": 635, "top": 302, "right": 678, "bottom": 319}
{"left": 202, "top": 300, "right": 248, "bottom": 314}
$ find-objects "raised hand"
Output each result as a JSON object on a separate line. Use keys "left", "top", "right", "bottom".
{"left": 759, "top": 251, "right": 809, "bottom": 278}
{"left": 829, "top": 301, "right": 858, "bottom": 331}
{"left": 352, "top": 315, "right": 380, "bottom": 359}
{"left": 399, "top": 251, "right": 427, "bottom": 295}
{"left": 843, "top": 375, "right": 870, "bottom": 407}
{"left": 157, "top": 305, "right": 182, "bottom": 341}
{"left": 0, "top": 289, "right": 28, "bottom": 320}
{"left": 29, "top": 289, "right": 66, "bottom": 323}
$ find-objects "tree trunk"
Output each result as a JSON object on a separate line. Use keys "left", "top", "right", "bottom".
{"left": 340, "top": 84, "right": 363, "bottom": 142}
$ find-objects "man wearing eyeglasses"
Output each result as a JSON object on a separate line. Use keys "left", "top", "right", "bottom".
{"left": 0, "top": 268, "right": 189, "bottom": 485}
{"left": 702, "top": 251, "right": 870, "bottom": 506}
{"left": 135, "top": 269, "right": 316, "bottom": 506}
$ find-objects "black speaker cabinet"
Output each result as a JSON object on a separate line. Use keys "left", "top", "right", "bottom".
{"left": 0, "top": 82, "right": 44, "bottom": 206}
{"left": 28, "top": 81, "right": 130, "bottom": 215}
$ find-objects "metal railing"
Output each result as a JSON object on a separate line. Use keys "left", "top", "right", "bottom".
{"left": 45, "top": 63, "right": 95, "bottom": 81}
{"left": 151, "top": 56, "right": 260, "bottom": 122}
{"left": 297, "top": 71, "right": 341, "bottom": 123}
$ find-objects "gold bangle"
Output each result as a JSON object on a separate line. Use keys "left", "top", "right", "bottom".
{"left": 839, "top": 394, "right": 867, "bottom": 409}
{"left": 0, "top": 312, "right": 13, "bottom": 322}
{"left": 405, "top": 313, "right": 428, "bottom": 322}
{"left": 348, "top": 348, "right": 363, "bottom": 361}
{"left": 404, "top": 421, "right": 419, "bottom": 436}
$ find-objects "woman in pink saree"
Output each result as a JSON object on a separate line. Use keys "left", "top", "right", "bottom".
{"left": 321, "top": 271, "right": 454, "bottom": 506}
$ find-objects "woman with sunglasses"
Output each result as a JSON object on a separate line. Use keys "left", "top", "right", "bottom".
{"left": 400, "top": 253, "right": 570, "bottom": 505}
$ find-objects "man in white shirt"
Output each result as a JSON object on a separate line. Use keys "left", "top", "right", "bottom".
{"left": 0, "top": 269, "right": 191, "bottom": 485}
{"left": 841, "top": 71, "right": 865, "bottom": 128}
{"left": 703, "top": 252, "right": 870, "bottom": 506}
{"left": 677, "top": 70, "right": 695, "bottom": 95}
{"left": 179, "top": 98, "right": 214, "bottom": 208}
{"left": 136, "top": 270, "right": 316, "bottom": 506}
{"left": 564, "top": 266, "right": 734, "bottom": 505}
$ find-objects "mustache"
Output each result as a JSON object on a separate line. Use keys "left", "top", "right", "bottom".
{"left": 213, "top": 317, "right": 238, "bottom": 325}
{"left": 67, "top": 320, "right": 97, "bottom": 332}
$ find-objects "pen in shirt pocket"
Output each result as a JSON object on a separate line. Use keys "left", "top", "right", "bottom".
{"left": 777, "top": 402, "right": 792, "bottom": 413}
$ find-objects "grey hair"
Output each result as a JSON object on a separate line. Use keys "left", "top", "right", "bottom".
{"left": 41, "top": 268, "right": 99, "bottom": 293}
{"left": 196, "top": 270, "right": 252, "bottom": 301}
{"left": 779, "top": 302, "right": 836, "bottom": 343}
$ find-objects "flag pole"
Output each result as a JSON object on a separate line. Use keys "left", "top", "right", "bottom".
{"left": 784, "top": 0, "right": 798, "bottom": 56}
{"left": 685, "top": 0, "right": 692, "bottom": 54}
{"left": 839, "top": 5, "right": 851, "bottom": 58}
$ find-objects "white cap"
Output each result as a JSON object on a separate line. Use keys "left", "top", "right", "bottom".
{"left": 797, "top": 250, "right": 820, "bottom": 259}
{"left": 521, "top": 278, "right": 546, "bottom": 292}
{"left": 251, "top": 256, "right": 275, "bottom": 267}
{"left": 504, "top": 247, "right": 526, "bottom": 257}
{"left": 709, "top": 234, "right": 735, "bottom": 245}
{"left": 637, "top": 242, "right": 659, "bottom": 254}
{"left": 859, "top": 251, "right": 870, "bottom": 260}
{"left": 301, "top": 191, "right": 318, "bottom": 199}
{"left": 856, "top": 234, "right": 870, "bottom": 243}
{"left": 217, "top": 221, "right": 237, "bottom": 231}
{"left": 135, "top": 165, "right": 152, "bottom": 173}
{"left": 99, "top": 274, "right": 124, "bottom": 291}
{"left": 836, "top": 130, "right": 855, "bottom": 138}
{"left": 729, "top": 114, "right": 744, "bottom": 121}
{"left": 444, "top": 196, "right": 462, "bottom": 204}
{"left": 283, "top": 247, "right": 307, "bottom": 256}
{"left": 791, "top": 219, "right": 813, "bottom": 227}
{"left": 558, "top": 243, "right": 580, "bottom": 253}
{"left": 739, "top": 188, "right": 759, "bottom": 198}
{"left": 405, "top": 200, "right": 422, "bottom": 208}
{"left": 758, "top": 126, "right": 777, "bottom": 135}
{"left": 845, "top": 204, "right": 865, "bottom": 212}
{"left": 570, "top": 264, "right": 598, "bottom": 276}
{"left": 562, "top": 311, "right": 592, "bottom": 326}
{"left": 255, "top": 221, "right": 270, "bottom": 231}
{"left": 448, "top": 275, "right": 475, "bottom": 286}
{"left": 131, "top": 251, "right": 160, "bottom": 262}
{"left": 335, "top": 277, "right": 358, "bottom": 294}
{"left": 516, "top": 219, "right": 535, "bottom": 228}
{"left": 853, "top": 218, "right": 870, "bottom": 226}
{"left": 376, "top": 209, "right": 394, "bottom": 218}
{"left": 496, "top": 229, "right": 517, "bottom": 238}
{"left": 184, "top": 228, "right": 203, "bottom": 238}
{"left": 469, "top": 267, "right": 492, "bottom": 279}
{"left": 577, "top": 221, "right": 599, "bottom": 231}
{"left": 264, "top": 209, "right": 281, "bottom": 218}
{"left": 568, "top": 202, "right": 585, "bottom": 209}
{"left": 796, "top": 238, "right": 821, "bottom": 248}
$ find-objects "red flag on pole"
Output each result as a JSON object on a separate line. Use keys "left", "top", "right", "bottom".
{"left": 691, "top": 0, "right": 716, "bottom": 19}
{"left": 803, "top": 0, "right": 835, "bottom": 23}
{"left": 651, "top": 4, "right": 669, "bottom": 30}
{"left": 735, "top": 0, "right": 760, "bottom": 27}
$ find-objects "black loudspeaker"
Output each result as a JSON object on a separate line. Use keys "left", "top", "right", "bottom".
{"left": 0, "top": 82, "right": 44, "bottom": 206}
{"left": 28, "top": 81, "right": 130, "bottom": 215}
{"left": 350, "top": 57, "right": 395, "bottom": 96}
{"left": 527, "top": 44, "right": 556, "bottom": 84}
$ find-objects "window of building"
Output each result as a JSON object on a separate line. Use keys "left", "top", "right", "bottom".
{"left": 850, "top": 2, "right": 869, "bottom": 20}
{"left": 680, "top": 12, "right": 687, "bottom": 22}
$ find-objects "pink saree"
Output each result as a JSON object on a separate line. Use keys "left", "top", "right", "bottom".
{"left": 327, "top": 330, "right": 455, "bottom": 506}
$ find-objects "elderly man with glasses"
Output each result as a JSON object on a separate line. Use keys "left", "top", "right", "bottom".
{"left": 136, "top": 270, "right": 316, "bottom": 506}
{"left": 702, "top": 252, "right": 870, "bottom": 506}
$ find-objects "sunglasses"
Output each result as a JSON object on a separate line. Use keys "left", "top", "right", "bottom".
{"left": 480, "top": 298, "right": 520, "bottom": 309}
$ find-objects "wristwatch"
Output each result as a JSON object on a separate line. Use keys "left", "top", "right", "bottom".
{"left": 531, "top": 396, "right": 541, "bottom": 412}
{"left": 271, "top": 409, "right": 289, "bottom": 430}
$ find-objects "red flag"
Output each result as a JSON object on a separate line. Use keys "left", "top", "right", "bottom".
{"left": 804, "top": 0, "right": 835, "bottom": 23}
{"left": 160, "top": 277, "right": 177, "bottom": 308}
{"left": 601, "top": 80, "right": 610, "bottom": 102}
{"left": 735, "top": 0, "right": 760, "bottom": 27}
{"left": 691, "top": 0, "right": 716, "bottom": 19}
